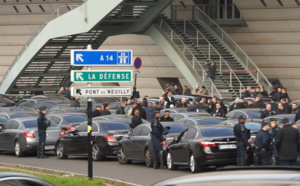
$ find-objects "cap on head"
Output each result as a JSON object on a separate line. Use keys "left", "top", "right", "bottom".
{"left": 261, "top": 120, "right": 269, "bottom": 127}
{"left": 282, "top": 118, "right": 290, "bottom": 125}
{"left": 154, "top": 110, "right": 160, "bottom": 114}
{"left": 270, "top": 118, "right": 277, "bottom": 122}
{"left": 238, "top": 115, "right": 246, "bottom": 120}
{"left": 39, "top": 107, "right": 47, "bottom": 111}
{"left": 257, "top": 94, "right": 263, "bottom": 98}
{"left": 96, "top": 105, "right": 101, "bottom": 108}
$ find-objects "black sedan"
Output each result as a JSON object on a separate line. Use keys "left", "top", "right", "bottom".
{"left": 56, "top": 120, "right": 130, "bottom": 161}
{"left": 170, "top": 112, "right": 211, "bottom": 121}
{"left": 47, "top": 113, "right": 87, "bottom": 130}
{"left": 117, "top": 123, "right": 187, "bottom": 167}
{"left": 94, "top": 114, "right": 149, "bottom": 125}
{"left": 226, "top": 108, "right": 262, "bottom": 119}
{"left": 178, "top": 116, "right": 226, "bottom": 127}
{"left": 0, "top": 117, "right": 61, "bottom": 157}
{"left": 166, "top": 126, "right": 237, "bottom": 173}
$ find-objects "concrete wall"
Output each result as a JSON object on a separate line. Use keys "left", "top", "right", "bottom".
{"left": 223, "top": 0, "right": 300, "bottom": 99}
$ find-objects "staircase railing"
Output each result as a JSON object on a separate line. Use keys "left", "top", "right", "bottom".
{"left": 193, "top": 6, "right": 272, "bottom": 92}
{"left": 159, "top": 19, "right": 223, "bottom": 99}
{"left": 1, "top": 4, "right": 81, "bottom": 87}
{"left": 184, "top": 19, "right": 245, "bottom": 97}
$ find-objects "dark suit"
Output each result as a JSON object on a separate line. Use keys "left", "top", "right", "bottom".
{"left": 164, "top": 96, "right": 176, "bottom": 108}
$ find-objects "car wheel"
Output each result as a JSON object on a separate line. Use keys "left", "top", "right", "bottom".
{"left": 166, "top": 152, "right": 177, "bottom": 170}
{"left": 15, "top": 140, "right": 24, "bottom": 157}
{"left": 92, "top": 144, "right": 105, "bottom": 161}
{"left": 145, "top": 148, "right": 152, "bottom": 167}
{"left": 56, "top": 142, "right": 68, "bottom": 159}
{"left": 117, "top": 146, "right": 131, "bottom": 164}
{"left": 190, "top": 154, "right": 201, "bottom": 173}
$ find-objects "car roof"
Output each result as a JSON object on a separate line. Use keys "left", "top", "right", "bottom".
{"left": 9, "top": 117, "right": 38, "bottom": 121}
{"left": 180, "top": 116, "right": 226, "bottom": 120}
{"left": 0, "top": 111, "right": 34, "bottom": 115}
{"left": 47, "top": 113, "right": 86, "bottom": 117}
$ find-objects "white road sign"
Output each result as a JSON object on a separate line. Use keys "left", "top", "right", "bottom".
{"left": 70, "top": 87, "right": 132, "bottom": 97}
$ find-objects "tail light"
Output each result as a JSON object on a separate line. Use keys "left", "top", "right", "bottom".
{"left": 23, "top": 132, "right": 35, "bottom": 138}
{"left": 104, "top": 135, "right": 117, "bottom": 142}
{"left": 198, "top": 141, "right": 216, "bottom": 147}
{"left": 59, "top": 130, "right": 66, "bottom": 137}
{"left": 67, "top": 126, "right": 76, "bottom": 131}
{"left": 162, "top": 141, "right": 168, "bottom": 146}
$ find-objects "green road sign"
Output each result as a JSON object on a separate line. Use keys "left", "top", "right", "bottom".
{"left": 71, "top": 70, "right": 132, "bottom": 82}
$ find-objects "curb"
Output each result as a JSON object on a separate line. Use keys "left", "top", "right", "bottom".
{"left": 0, "top": 162, "right": 141, "bottom": 186}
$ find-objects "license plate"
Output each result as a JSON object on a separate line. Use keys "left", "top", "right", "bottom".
{"left": 45, "top": 145, "right": 55, "bottom": 150}
{"left": 218, "top": 144, "right": 236, "bottom": 150}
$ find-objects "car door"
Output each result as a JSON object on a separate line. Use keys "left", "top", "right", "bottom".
{"left": 176, "top": 127, "right": 198, "bottom": 163}
{"left": 0, "top": 120, "right": 12, "bottom": 150}
{"left": 135, "top": 126, "right": 151, "bottom": 160}
{"left": 8, "top": 121, "right": 21, "bottom": 151}
{"left": 65, "top": 122, "right": 87, "bottom": 155}
{"left": 169, "top": 129, "right": 188, "bottom": 163}
{"left": 122, "top": 126, "right": 142, "bottom": 160}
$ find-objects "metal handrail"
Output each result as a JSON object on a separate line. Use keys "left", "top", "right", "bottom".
{"left": 185, "top": 19, "right": 245, "bottom": 97}
{"left": 194, "top": 6, "right": 272, "bottom": 90}
{"left": 1, "top": 4, "right": 81, "bottom": 86}
{"left": 159, "top": 19, "right": 223, "bottom": 99}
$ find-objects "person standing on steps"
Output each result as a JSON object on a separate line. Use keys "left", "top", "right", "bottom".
{"left": 205, "top": 61, "right": 216, "bottom": 83}
{"left": 37, "top": 107, "right": 50, "bottom": 158}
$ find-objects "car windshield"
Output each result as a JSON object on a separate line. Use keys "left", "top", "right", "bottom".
{"left": 64, "top": 116, "right": 87, "bottom": 123}
{"left": 201, "top": 128, "right": 234, "bottom": 137}
{"left": 245, "top": 123, "right": 261, "bottom": 132}
{"left": 11, "top": 108, "right": 29, "bottom": 112}
{"left": 23, "top": 120, "right": 57, "bottom": 128}
{"left": 163, "top": 125, "right": 187, "bottom": 134}
{"left": 196, "top": 119, "right": 222, "bottom": 125}
{"left": 10, "top": 113, "right": 34, "bottom": 118}
{"left": 101, "top": 122, "right": 130, "bottom": 131}
{"left": 247, "top": 112, "right": 261, "bottom": 118}
{"left": 0, "top": 117, "right": 7, "bottom": 123}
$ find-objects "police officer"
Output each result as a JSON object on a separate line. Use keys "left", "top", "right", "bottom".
{"left": 151, "top": 111, "right": 165, "bottom": 169}
{"left": 37, "top": 107, "right": 50, "bottom": 158}
{"left": 234, "top": 115, "right": 250, "bottom": 166}
{"left": 255, "top": 121, "right": 272, "bottom": 165}
{"left": 270, "top": 118, "right": 280, "bottom": 165}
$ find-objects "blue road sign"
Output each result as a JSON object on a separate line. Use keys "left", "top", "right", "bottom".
{"left": 71, "top": 50, "right": 132, "bottom": 66}
{"left": 134, "top": 57, "right": 142, "bottom": 70}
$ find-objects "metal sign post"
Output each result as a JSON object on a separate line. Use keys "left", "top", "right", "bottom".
{"left": 133, "top": 57, "right": 142, "bottom": 89}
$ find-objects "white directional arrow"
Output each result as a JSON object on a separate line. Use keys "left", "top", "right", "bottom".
{"left": 76, "top": 73, "right": 84, "bottom": 81}
{"left": 76, "top": 54, "right": 84, "bottom": 62}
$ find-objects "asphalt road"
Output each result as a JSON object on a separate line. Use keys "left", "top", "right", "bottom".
{"left": 0, "top": 153, "right": 192, "bottom": 185}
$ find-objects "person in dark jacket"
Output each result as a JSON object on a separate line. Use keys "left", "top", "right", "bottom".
{"left": 145, "top": 102, "right": 155, "bottom": 122}
{"left": 151, "top": 111, "right": 165, "bottom": 169}
{"left": 274, "top": 87, "right": 282, "bottom": 102}
{"left": 70, "top": 97, "right": 80, "bottom": 107}
{"left": 177, "top": 98, "right": 188, "bottom": 108}
{"left": 172, "top": 85, "right": 181, "bottom": 95}
{"left": 281, "top": 88, "right": 289, "bottom": 99}
{"left": 234, "top": 115, "right": 251, "bottom": 166}
{"left": 164, "top": 90, "right": 176, "bottom": 108}
{"left": 131, "top": 109, "right": 143, "bottom": 128}
{"left": 211, "top": 103, "right": 226, "bottom": 118}
{"left": 255, "top": 121, "right": 272, "bottom": 165}
{"left": 100, "top": 103, "right": 111, "bottom": 115}
{"left": 92, "top": 105, "right": 102, "bottom": 117}
{"left": 116, "top": 102, "right": 125, "bottom": 114}
{"left": 291, "top": 102, "right": 299, "bottom": 114}
{"left": 187, "top": 101, "right": 197, "bottom": 112}
{"left": 37, "top": 107, "right": 50, "bottom": 158}
{"left": 259, "top": 86, "right": 268, "bottom": 97}
{"left": 205, "top": 61, "right": 217, "bottom": 83}
{"left": 243, "top": 86, "right": 252, "bottom": 98}
{"left": 131, "top": 87, "right": 140, "bottom": 102}
{"left": 131, "top": 102, "right": 146, "bottom": 120}
{"left": 276, "top": 103, "right": 286, "bottom": 115}
{"left": 270, "top": 118, "right": 280, "bottom": 165}
{"left": 260, "top": 104, "right": 276, "bottom": 119}
{"left": 160, "top": 110, "right": 174, "bottom": 122}
{"left": 275, "top": 118, "right": 300, "bottom": 166}
{"left": 183, "top": 85, "right": 191, "bottom": 96}
{"left": 253, "top": 94, "right": 265, "bottom": 108}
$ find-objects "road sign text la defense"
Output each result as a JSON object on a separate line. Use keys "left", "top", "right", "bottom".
{"left": 71, "top": 87, "right": 132, "bottom": 97}
{"left": 71, "top": 50, "right": 132, "bottom": 66}
{"left": 71, "top": 70, "right": 132, "bottom": 82}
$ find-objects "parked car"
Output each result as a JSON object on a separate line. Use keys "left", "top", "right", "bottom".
{"left": 263, "top": 114, "right": 296, "bottom": 124}
{"left": 117, "top": 123, "right": 187, "bottom": 167}
{"left": 0, "top": 107, "right": 34, "bottom": 113}
{"left": 0, "top": 112, "right": 35, "bottom": 120}
{"left": 46, "top": 106, "right": 88, "bottom": 115}
{"left": 160, "top": 108, "right": 189, "bottom": 115}
{"left": 178, "top": 117, "right": 225, "bottom": 127}
{"left": 226, "top": 108, "right": 262, "bottom": 119}
{"left": 170, "top": 112, "right": 211, "bottom": 121}
{"left": 94, "top": 114, "right": 149, "bottom": 125}
{"left": 47, "top": 113, "right": 87, "bottom": 130}
{"left": 56, "top": 120, "right": 131, "bottom": 161}
{"left": 0, "top": 117, "right": 61, "bottom": 157}
{"left": 0, "top": 172, "right": 52, "bottom": 186}
{"left": 166, "top": 125, "right": 237, "bottom": 173}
